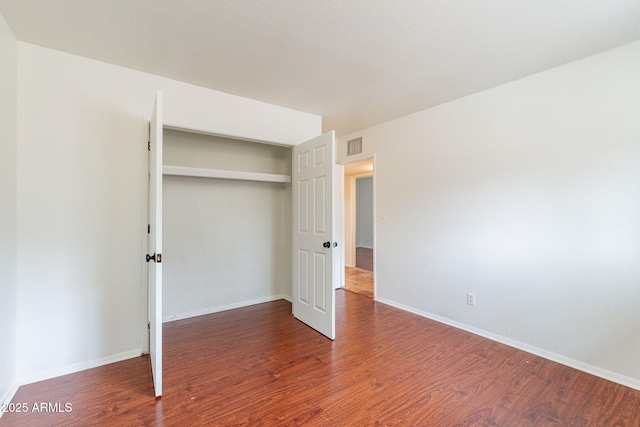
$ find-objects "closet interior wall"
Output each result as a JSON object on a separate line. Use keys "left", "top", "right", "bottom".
{"left": 162, "top": 129, "right": 293, "bottom": 322}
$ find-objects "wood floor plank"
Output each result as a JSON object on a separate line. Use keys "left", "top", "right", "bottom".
{"left": 3, "top": 290, "right": 640, "bottom": 426}
{"left": 344, "top": 267, "right": 373, "bottom": 299}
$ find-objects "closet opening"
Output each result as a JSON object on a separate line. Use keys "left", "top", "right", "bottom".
{"left": 162, "top": 129, "right": 293, "bottom": 323}
{"left": 147, "top": 90, "right": 338, "bottom": 397}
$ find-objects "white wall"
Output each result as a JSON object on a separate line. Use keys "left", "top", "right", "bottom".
{"left": 162, "top": 131, "right": 292, "bottom": 321}
{"left": 338, "top": 40, "right": 640, "bottom": 389}
{"left": 16, "top": 42, "right": 320, "bottom": 382}
{"left": 356, "top": 176, "right": 373, "bottom": 249}
{"left": 163, "top": 178, "right": 291, "bottom": 320}
{"left": 0, "top": 12, "right": 18, "bottom": 408}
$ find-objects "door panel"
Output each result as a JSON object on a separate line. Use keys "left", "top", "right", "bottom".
{"left": 298, "top": 249, "right": 310, "bottom": 303}
{"left": 148, "top": 91, "right": 163, "bottom": 398}
{"left": 314, "top": 252, "right": 327, "bottom": 312}
{"left": 292, "top": 131, "right": 336, "bottom": 340}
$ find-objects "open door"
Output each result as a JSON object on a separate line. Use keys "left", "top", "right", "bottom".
{"left": 147, "top": 90, "right": 163, "bottom": 398}
{"left": 292, "top": 131, "right": 337, "bottom": 340}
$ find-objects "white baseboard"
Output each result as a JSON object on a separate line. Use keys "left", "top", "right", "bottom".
{"left": 375, "top": 296, "right": 640, "bottom": 392}
{"left": 0, "top": 381, "right": 19, "bottom": 419}
{"left": 18, "top": 349, "right": 142, "bottom": 386}
{"left": 14, "top": 297, "right": 295, "bottom": 388}
{"left": 163, "top": 294, "right": 291, "bottom": 323}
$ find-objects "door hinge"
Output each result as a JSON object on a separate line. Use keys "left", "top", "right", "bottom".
{"left": 148, "top": 224, "right": 150, "bottom": 234}
{"left": 147, "top": 321, "right": 150, "bottom": 330}
{"left": 148, "top": 141, "right": 151, "bottom": 151}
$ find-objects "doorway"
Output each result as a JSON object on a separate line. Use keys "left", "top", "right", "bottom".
{"left": 342, "top": 157, "right": 374, "bottom": 299}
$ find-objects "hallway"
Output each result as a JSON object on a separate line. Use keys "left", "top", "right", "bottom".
{"left": 344, "top": 247, "right": 373, "bottom": 298}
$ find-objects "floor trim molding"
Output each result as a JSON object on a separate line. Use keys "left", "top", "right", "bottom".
{"left": 0, "top": 382, "right": 19, "bottom": 419}
{"left": 375, "top": 296, "right": 640, "bottom": 392}
{"left": 163, "top": 294, "right": 291, "bottom": 323}
{"left": 18, "top": 349, "right": 142, "bottom": 387}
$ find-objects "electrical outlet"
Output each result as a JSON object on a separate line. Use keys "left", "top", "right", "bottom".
{"left": 467, "top": 292, "right": 476, "bottom": 306}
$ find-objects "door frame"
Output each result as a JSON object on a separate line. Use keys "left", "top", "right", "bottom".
{"left": 338, "top": 154, "right": 376, "bottom": 298}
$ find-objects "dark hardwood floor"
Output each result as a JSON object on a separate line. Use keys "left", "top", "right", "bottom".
{"left": 3, "top": 291, "right": 640, "bottom": 426}
{"left": 356, "top": 247, "right": 373, "bottom": 271}
{"left": 345, "top": 246, "right": 374, "bottom": 298}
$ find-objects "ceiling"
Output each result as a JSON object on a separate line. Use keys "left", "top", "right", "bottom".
{"left": 1, "top": 1, "right": 639, "bottom": 137}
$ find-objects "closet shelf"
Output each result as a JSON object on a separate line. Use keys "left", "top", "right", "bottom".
{"left": 163, "top": 165, "right": 291, "bottom": 183}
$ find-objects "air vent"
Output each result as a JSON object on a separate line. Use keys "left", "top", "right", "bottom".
{"left": 347, "top": 137, "right": 363, "bottom": 156}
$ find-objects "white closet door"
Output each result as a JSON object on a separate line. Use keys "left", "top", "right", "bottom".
{"left": 148, "top": 90, "right": 163, "bottom": 397}
{"left": 292, "top": 131, "right": 337, "bottom": 340}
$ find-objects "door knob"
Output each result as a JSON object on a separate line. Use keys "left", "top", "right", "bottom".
{"left": 323, "top": 241, "right": 331, "bottom": 248}
{"left": 146, "top": 253, "right": 162, "bottom": 263}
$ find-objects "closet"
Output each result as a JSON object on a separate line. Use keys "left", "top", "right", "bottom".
{"left": 162, "top": 128, "right": 293, "bottom": 322}
{"left": 147, "top": 91, "right": 337, "bottom": 398}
